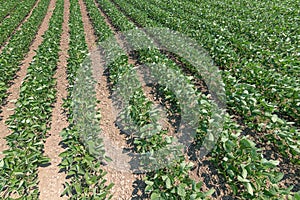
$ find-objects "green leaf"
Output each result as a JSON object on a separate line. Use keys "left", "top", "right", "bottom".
{"left": 67, "top": 170, "right": 76, "bottom": 176}
{"left": 261, "top": 158, "right": 280, "bottom": 166}
{"left": 161, "top": 175, "right": 168, "bottom": 181}
{"left": 166, "top": 177, "right": 171, "bottom": 189}
{"left": 145, "top": 184, "right": 153, "bottom": 192}
{"left": 150, "top": 192, "right": 161, "bottom": 199}
{"left": 20, "top": 85, "right": 27, "bottom": 92}
{"left": 294, "top": 192, "right": 300, "bottom": 200}
{"left": 242, "top": 167, "right": 247, "bottom": 179}
{"left": 18, "top": 180, "right": 25, "bottom": 190}
{"left": 74, "top": 183, "right": 82, "bottom": 194}
{"left": 240, "top": 138, "right": 256, "bottom": 148}
{"left": 246, "top": 182, "right": 254, "bottom": 196}
{"left": 95, "top": 114, "right": 101, "bottom": 119}
{"left": 145, "top": 180, "right": 154, "bottom": 186}
{"left": 0, "top": 159, "right": 4, "bottom": 168}
{"left": 190, "top": 194, "right": 197, "bottom": 200}
{"left": 13, "top": 171, "right": 24, "bottom": 176}
{"left": 165, "top": 136, "right": 172, "bottom": 143}
{"left": 177, "top": 184, "right": 186, "bottom": 197}
{"left": 271, "top": 114, "right": 278, "bottom": 123}
{"left": 237, "top": 175, "right": 250, "bottom": 183}
{"left": 187, "top": 162, "right": 194, "bottom": 169}
{"left": 205, "top": 188, "right": 215, "bottom": 197}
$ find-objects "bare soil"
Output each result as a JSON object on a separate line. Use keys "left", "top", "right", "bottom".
{"left": 79, "top": 0, "right": 140, "bottom": 199}
{"left": 38, "top": 0, "right": 70, "bottom": 198}
{"left": 0, "top": 0, "right": 57, "bottom": 159}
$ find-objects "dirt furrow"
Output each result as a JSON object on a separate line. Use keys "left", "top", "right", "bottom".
{"left": 0, "top": 0, "right": 41, "bottom": 53}
{"left": 37, "top": 0, "right": 69, "bottom": 199}
{"left": 99, "top": 0, "right": 178, "bottom": 134}
{"left": 0, "top": 0, "right": 57, "bottom": 160}
{"left": 100, "top": 1, "right": 234, "bottom": 198}
{"left": 79, "top": 0, "right": 140, "bottom": 199}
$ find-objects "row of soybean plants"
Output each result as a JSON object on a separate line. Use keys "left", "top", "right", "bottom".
{"left": 132, "top": 0, "right": 300, "bottom": 124}
{"left": 122, "top": 0, "right": 299, "bottom": 119}
{"left": 144, "top": 0, "right": 300, "bottom": 140}
{"left": 186, "top": 0, "right": 299, "bottom": 74}
{"left": 99, "top": 0, "right": 298, "bottom": 199}
{"left": 144, "top": 0, "right": 299, "bottom": 123}
{"left": 0, "top": 0, "right": 64, "bottom": 198}
{"left": 145, "top": 0, "right": 299, "bottom": 77}
{"left": 88, "top": 0, "right": 290, "bottom": 199}
{"left": 0, "top": 0, "right": 37, "bottom": 46}
{"left": 116, "top": 0, "right": 298, "bottom": 196}
{"left": 0, "top": 0, "right": 51, "bottom": 112}
{"left": 58, "top": 0, "right": 112, "bottom": 198}
{"left": 118, "top": 0, "right": 300, "bottom": 166}
{"left": 0, "top": 0, "right": 20, "bottom": 22}
{"left": 84, "top": 0, "right": 211, "bottom": 198}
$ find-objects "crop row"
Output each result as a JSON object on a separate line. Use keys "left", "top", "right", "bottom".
{"left": 0, "top": 0, "right": 20, "bottom": 22}
{"left": 58, "top": 0, "right": 112, "bottom": 198}
{"left": 83, "top": 0, "right": 213, "bottom": 198}
{"left": 117, "top": 0, "right": 300, "bottom": 165}
{"left": 141, "top": 61, "right": 292, "bottom": 197}
{"left": 0, "top": 0, "right": 51, "bottom": 112}
{"left": 179, "top": 0, "right": 299, "bottom": 71}
{"left": 89, "top": 0, "right": 299, "bottom": 198}
{"left": 101, "top": 0, "right": 300, "bottom": 198}
{"left": 0, "top": 0, "right": 64, "bottom": 198}
{"left": 0, "top": 0, "right": 37, "bottom": 46}
{"left": 116, "top": 0, "right": 300, "bottom": 197}
{"left": 143, "top": 0, "right": 299, "bottom": 122}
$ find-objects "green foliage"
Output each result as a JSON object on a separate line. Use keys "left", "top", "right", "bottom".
{"left": 1, "top": 0, "right": 297, "bottom": 199}
{"left": 0, "top": 1, "right": 21, "bottom": 22}
{"left": 0, "top": 0, "right": 51, "bottom": 108}
{"left": 126, "top": 0, "right": 299, "bottom": 162}
{"left": 92, "top": 0, "right": 212, "bottom": 198}
{"left": 212, "top": 114, "right": 293, "bottom": 199}
{"left": 0, "top": 0, "right": 37, "bottom": 46}
{"left": 102, "top": 0, "right": 299, "bottom": 198}
{"left": 58, "top": 0, "right": 112, "bottom": 198}
{"left": 0, "top": 0, "right": 64, "bottom": 197}
{"left": 145, "top": 160, "right": 214, "bottom": 200}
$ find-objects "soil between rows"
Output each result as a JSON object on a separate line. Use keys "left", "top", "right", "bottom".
{"left": 79, "top": 0, "right": 141, "bottom": 198}
{"left": 0, "top": 0, "right": 57, "bottom": 160}
{"left": 1, "top": 0, "right": 298, "bottom": 199}
{"left": 38, "top": 0, "right": 70, "bottom": 198}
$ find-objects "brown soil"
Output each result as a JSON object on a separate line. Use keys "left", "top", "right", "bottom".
{"left": 37, "top": 0, "right": 69, "bottom": 199}
{"left": 1, "top": 0, "right": 297, "bottom": 199}
{"left": 190, "top": 158, "right": 233, "bottom": 200}
{"left": 0, "top": 0, "right": 57, "bottom": 160}
{"left": 0, "top": 0, "right": 41, "bottom": 53}
{"left": 79, "top": 0, "right": 140, "bottom": 199}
